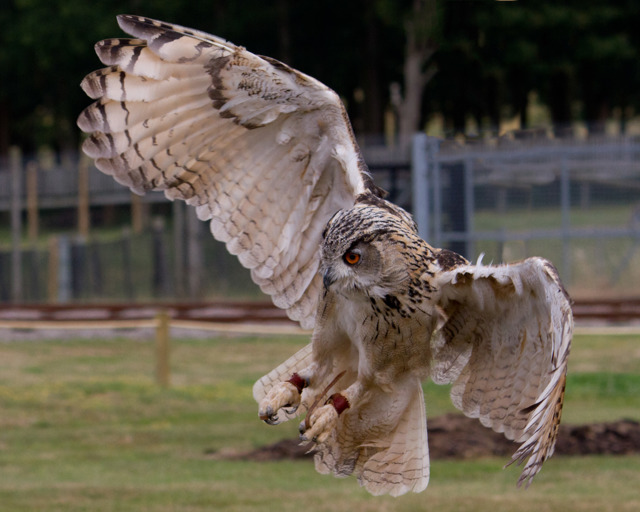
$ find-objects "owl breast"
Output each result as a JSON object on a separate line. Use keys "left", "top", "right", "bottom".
{"left": 318, "top": 201, "right": 440, "bottom": 384}
{"left": 324, "top": 284, "right": 436, "bottom": 388}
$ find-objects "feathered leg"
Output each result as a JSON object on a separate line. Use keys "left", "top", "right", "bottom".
{"left": 308, "top": 376, "right": 430, "bottom": 497}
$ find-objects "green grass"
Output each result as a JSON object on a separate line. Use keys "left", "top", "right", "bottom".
{"left": 474, "top": 203, "right": 633, "bottom": 232}
{"left": 0, "top": 332, "right": 639, "bottom": 511}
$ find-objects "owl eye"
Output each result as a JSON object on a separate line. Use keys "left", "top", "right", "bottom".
{"left": 344, "top": 251, "right": 361, "bottom": 266}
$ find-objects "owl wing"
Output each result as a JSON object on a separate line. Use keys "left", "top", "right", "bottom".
{"left": 77, "top": 15, "right": 377, "bottom": 329}
{"left": 431, "top": 255, "right": 572, "bottom": 487}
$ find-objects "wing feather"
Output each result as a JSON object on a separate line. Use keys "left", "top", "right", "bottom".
{"left": 432, "top": 256, "right": 572, "bottom": 487}
{"left": 78, "top": 15, "right": 375, "bottom": 328}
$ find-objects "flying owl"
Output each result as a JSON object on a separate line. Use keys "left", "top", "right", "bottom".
{"left": 78, "top": 15, "right": 573, "bottom": 497}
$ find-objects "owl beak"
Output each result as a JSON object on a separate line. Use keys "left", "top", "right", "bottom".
{"left": 323, "top": 268, "right": 335, "bottom": 290}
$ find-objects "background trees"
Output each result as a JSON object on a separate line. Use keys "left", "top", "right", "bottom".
{"left": 1, "top": 0, "right": 640, "bottom": 156}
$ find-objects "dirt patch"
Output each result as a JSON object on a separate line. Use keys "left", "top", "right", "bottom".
{"left": 219, "top": 414, "right": 640, "bottom": 462}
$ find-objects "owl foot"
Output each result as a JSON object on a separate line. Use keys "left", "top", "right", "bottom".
{"left": 258, "top": 373, "right": 308, "bottom": 425}
{"left": 299, "top": 393, "right": 350, "bottom": 444}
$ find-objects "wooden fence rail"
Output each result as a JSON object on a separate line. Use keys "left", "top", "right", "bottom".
{"left": 0, "top": 310, "right": 309, "bottom": 388}
{"left": 1, "top": 298, "right": 639, "bottom": 389}
{"left": 0, "top": 309, "right": 637, "bottom": 389}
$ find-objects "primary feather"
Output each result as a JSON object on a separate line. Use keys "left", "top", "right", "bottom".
{"left": 78, "top": 15, "right": 573, "bottom": 496}
{"left": 78, "top": 14, "right": 372, "bottom": 329}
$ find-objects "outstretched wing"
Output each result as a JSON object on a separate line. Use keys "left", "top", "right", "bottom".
{"left": 77, "top": 15, "right": 377, "bottom": 328}
{"left": 431, "top": 255, "right": 572, "bottom": 487}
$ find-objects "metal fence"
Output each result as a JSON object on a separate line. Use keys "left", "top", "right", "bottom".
{"left": 411, "top": 133, "right": 640, "bottom": 297}
{"left": 1, "top": 132, "right": 639, "bottom": 302}
{"left": 0, "top": 222, "right": 264, "bottom": 304}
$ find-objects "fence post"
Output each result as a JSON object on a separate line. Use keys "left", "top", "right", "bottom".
{"left": 186, "top": 208, "right": 203, "bottom": 298}
{"left": 173, "top": 201, "right": 185, "bottom": 298}
{"left": 152, "top": 217, "right": 169, "bottom": 296}
{"left": 26, "top": 161, "right": 39, "bottom": 243}
{"left": 463, "top": 156, "right": 475, "bottom": 260}
{"left": 0, "top": 252, "right": 9, "bottom": 301}
{"left": 89, "top": 239, "right": 104, "bottom": 296}
{"left": 71, "top": 237, "right": 87, "bottom": 300}
{"left": 23, "top": 248, "right": 41, "bottom": 301}
{"left": 47, "top": 236, "right": 59, "bottom": 302}
{"left": 411, "top": 133, "right": 429, "bottom": 241}
{"left": 447, "top": 158, "right": 474, "bottom": 259}
{"left": 10, "top": 147, "right": 23, "bottom": 302}
{"left": 121, "top": 228, "right": 135, "bottom": 300}
{"left": 432, "top": 141, "right": 442, "bottom": 249}
{"left": 155, "top": 310, "right": 171, "bottom": 388}
{"left": 57, "top": 235, "right": 72, "bottom": 302}
{"left": 46, "top": 235, "right": 72, "bottom": 303}
{"left": 560, "top": 156, "right": 571, "bottom": 284}
{"left": 78, "top": 154, "right": 90, "bottom": 238}
{"left": 131, "top": 192, "right": 147, "bottom": 234}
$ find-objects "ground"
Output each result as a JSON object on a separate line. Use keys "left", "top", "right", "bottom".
{"left": 223, "top": 413, "right": 640, "bottom": 462}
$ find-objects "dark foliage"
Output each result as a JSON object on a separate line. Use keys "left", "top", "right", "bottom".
{"left": 1, "top": 0, "right": 639, "bottom": 154}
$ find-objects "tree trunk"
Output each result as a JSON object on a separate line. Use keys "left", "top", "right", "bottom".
{"left": 396, "top": 0, "right": 439, "bottom": 151}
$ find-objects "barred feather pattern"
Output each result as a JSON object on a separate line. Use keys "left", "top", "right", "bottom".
{"left": 77, "top": 14, "right": 371, "bottom": 329}
{"left": 79, "top": 16, "right": 573, "bottom": 497}
{"left": 311, "top": 383, "right": 429, "bottom": 497}
{"left": 432, "top": 257, "right": 572, "bottom": 487}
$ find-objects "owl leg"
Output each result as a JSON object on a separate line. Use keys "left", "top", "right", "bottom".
{"left": 299, "top": 381, "right": 363, "bottom": 444}
{"left": 258, "top": 372, "right": 309, "bottom": 425}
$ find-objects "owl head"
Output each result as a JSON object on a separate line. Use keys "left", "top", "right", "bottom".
{"left": 320, "top": 202, "right": 417, "bottom": 298}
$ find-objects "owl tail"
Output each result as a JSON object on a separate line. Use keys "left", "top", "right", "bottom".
{"left": 314, "top": 379, "right": 430, "bottom": 497}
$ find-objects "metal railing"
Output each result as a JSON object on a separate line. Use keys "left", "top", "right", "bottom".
{"left": 411, "top": 133, "right": 640, "bottom": 294}
{"left": 2, "top": 131, "right": 639, "bottom": 300}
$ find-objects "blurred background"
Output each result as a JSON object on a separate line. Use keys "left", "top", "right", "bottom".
{"left": 0, "top": 3, "right": 639, "bottom": 510}
{"left": 1, "top": 0, "right": 639, "bottom": 304}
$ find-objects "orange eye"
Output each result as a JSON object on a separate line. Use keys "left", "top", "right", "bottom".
{"left": 344, "top": 251, "right": 361, "bottom": 265}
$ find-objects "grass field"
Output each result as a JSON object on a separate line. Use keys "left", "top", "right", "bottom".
{"left": 0, "top": 331, "right": 639, "bottom": 511}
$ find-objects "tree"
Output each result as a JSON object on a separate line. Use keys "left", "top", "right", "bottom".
{"left": 0, "top": 0, "right": 283, "bottom": 156}
{"left": 3, "top": 0, "right": 640, "bottom": 155}
{"left": 392, "top": 0, "right": 440, "bottom": 149}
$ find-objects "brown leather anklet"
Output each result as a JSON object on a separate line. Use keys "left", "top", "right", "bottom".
{"left": 286, "top": 372, "right": 308, "bottom": 394}
{"left": 327, "top": 393, "right": 350, "bottom": 415}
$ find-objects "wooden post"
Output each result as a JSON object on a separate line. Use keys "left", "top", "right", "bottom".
{"left": 10, "top": 146, "right": 23, "bottom": 302}
{"left": 71, "top": 237, "right": 87, "bottom": 300}
{"left": 89, "top": 239, "right": 103, "bottom": 296}
{"left": 78, "top": 154, "right": 90, "bottom": 238}
{"left": 47, "top": 236, "right": 59, "bottom": 302}
{"left": 152, "top": 217, "right": 168, "bottom": 296}
{"left": 155, "top": 310, "right": 171, "bottom": 388}
{"left": 186, "top": 208, "right": 203, "bottom": 298}
{"left": 121, "top": 228, "right": 135, "bottom": 300}
{"left": 26, "top": 161, "right": 39, "bottom": 242}
{"left": 172, "top": 201, "right": 185, "bottom": 298}
{"left": 57, "top": 235, "right": 71, "bottom": 303}
{"left": 131, "top": 192, "right": 147, "bottom": 234}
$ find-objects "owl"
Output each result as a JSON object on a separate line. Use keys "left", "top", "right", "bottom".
{"left": 78, "top": 15, "right": 573, "bottom": 497}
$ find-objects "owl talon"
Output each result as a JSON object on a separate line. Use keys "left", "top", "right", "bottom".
{"left": 258, "top": 380, "right": 302, "bottom": 425}
{"left": 262, "top": 407, "right": 280, "bottom": 425}
{"left": 299, "top": 403, "right": 339, "bottom": 444}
